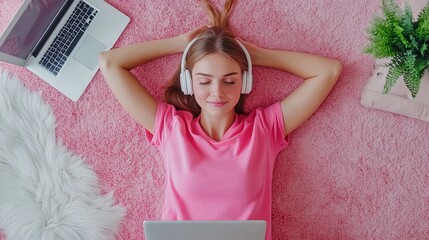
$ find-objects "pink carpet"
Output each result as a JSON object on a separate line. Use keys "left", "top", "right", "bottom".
{"left": 1, "top": 0, "right": 428, "bottom": 239}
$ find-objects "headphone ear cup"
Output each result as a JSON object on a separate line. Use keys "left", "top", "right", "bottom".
{"left": 185, "top": 70, "right": 193, "bottom": 95}
{"left": 241, "top": 71, "right": 252, "bottom": 94}
{"left": 180, "top": 71, "right": 188, "bottom": 95}
{"left": 180, "top": 69, "right": 192, "bottom": 95}
{"left": 241, "top": 71, "right": 247, "bottom": 94}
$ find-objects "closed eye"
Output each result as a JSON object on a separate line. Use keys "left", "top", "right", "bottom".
{"left": 195, "top": 72, "right": 239, "bottom": 85}
{"left": 198, "top": 79, "right": 211, "bottom": 85}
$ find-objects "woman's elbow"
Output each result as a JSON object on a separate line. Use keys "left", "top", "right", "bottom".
{"left": 98, "top": 51, "right": 111, "bottom": 71}
{"left": 329, "top": 59, "right": 343, "bottom": 83}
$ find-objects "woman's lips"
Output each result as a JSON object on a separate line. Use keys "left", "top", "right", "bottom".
{"left": 208, "top": 101, "right": 227, "bottom": 107}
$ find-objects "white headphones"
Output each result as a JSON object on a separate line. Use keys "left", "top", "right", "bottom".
{"left": 180, "top": 37, "right": 253, "bottom": 95}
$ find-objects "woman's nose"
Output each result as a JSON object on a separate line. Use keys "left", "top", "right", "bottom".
{"left": 211, "top": 82, "right": 224, "bottom": 97}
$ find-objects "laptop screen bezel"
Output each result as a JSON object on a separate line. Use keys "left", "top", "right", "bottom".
{"left": 0, "top": 0, "right": 33, "bottom": 66}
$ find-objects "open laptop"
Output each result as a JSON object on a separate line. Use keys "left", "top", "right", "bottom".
{"left": 0, "top": 0, "right": 129, "bottom": 101}
{"left": 143, "top": 220, "right": 267, "bottom": 240}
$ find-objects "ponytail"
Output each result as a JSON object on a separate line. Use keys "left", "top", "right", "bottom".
{"left": 199, "top": 0, "right": 235, "bottom": 27}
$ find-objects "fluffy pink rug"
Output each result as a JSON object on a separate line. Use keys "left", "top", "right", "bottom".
{"left": 1, "top": 0, "right": 428, "bottom": 239}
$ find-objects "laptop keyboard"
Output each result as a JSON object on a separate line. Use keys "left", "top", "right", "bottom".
{"left": 39, "top": 1, "right": 98, "bottom": 76}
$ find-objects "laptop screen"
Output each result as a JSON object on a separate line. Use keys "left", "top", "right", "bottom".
{"left": 0, "top": 0, "right": 66, "bottom": 60}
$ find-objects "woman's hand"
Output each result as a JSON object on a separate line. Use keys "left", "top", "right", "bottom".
{"left": 236, "top": 37, "right": 263, "bottom": 65}
{"left": 175, "top": 25, "right": 210, "bottom": 52}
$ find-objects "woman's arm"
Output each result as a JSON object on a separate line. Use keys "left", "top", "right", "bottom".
{"left": 99, "top": 26, "right": 208, "bottom": 133}
{"left": 239, "top": 39, "right": 342, "bottom": 136}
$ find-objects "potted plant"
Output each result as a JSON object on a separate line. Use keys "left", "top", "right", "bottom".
{"left": 364, "top": 0, "right": 429, "bottom": 98}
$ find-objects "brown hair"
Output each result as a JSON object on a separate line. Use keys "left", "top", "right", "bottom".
{"left": 164, "top": 0, "right": 248, "bottom": 117}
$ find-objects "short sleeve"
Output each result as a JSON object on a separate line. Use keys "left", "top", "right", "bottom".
{"left": 145, "top": 102, "right": 194, "bottom": 147}
{"left": 256, "top": 101, "right": 288, "bottom": 151}
{"left": 144, "top": 102, "right": 175, "bottom": 147}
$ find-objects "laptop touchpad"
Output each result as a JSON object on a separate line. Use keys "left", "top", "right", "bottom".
{"left": 74, "top": 35, "right": 106, "bottom": 70}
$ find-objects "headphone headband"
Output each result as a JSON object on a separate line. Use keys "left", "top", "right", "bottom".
{"left": 180, "top": 37, "right": 200, "bottom": 76}
{"left": 234, "top": 39, "right": 252, "bottom": 77}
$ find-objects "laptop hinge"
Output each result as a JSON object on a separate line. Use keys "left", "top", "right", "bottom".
{"left": 32, "top": 0, "right": 74, "bottom": 58}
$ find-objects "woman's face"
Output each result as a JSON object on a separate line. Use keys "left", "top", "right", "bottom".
{"left": 191, "top": 53, "right": 243, "bottom": 118}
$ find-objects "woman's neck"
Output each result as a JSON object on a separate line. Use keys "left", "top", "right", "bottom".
{"left": 199, "top": 111, "right": 236, "bottom": 142}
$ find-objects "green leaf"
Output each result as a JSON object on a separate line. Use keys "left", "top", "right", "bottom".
{"left": 415, "top": 57, "right": 429, "bottom": 73}
{"left": 409, "top": 35, "right": 419, "bottom": 52}
{"left": 402, "top": 3, "right": 414, "bottom": 32}
{"left": 384, "top": 58, "right": 404, "bottom": 94}
{"left": 393, "top": 24, "right": 410, "bottom": 48}
{"left": 365, "top": 17, "right": 398, "bottom": 57}
{"left": 400, "top": 3, "right": 414, "bottom": 47}
{"left": 403, "top": 68, "right": 423, "bottom": 98}
{"left": 416, "top": 3, "right": 429, "bottom": 41}
{"left": 382, "top": 0, "right": 402, "bottom": 25}
{"left": 402, "top": 50, "right": 423, "bottom": 98}
{"left": 421, "top": 43, "right": 428, "bottom": 56}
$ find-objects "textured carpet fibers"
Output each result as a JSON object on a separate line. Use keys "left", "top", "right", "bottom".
{"left": 1, "top": 0, "right": 428, "bottom": 239}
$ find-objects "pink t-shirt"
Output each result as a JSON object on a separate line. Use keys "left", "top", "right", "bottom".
{"left": 146, "top": 101, "right": 288, "bottom": 240}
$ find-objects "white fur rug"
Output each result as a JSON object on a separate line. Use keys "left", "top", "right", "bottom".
{"left": 0, "top": 69, "right": 124, "bottom": 240}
